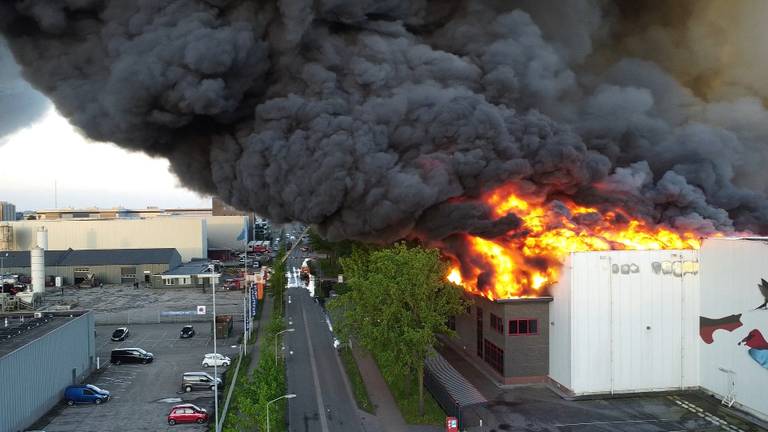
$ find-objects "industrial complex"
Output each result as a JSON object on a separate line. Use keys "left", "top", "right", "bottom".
{"left": 447, "top": 237, "right": 768, "bottom": 423}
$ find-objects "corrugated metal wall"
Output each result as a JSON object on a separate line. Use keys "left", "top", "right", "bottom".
{"left": 0, "top": 311, "right": 95, "bottom": 432}
{"left": 550, "top": 249, "right": 699, "bottom": 395}
{"left": 9, "top": 218, "right": 206, "bottom": 261}
{"left": 700, "top": 238, "right": 768, "bottom": 420}
{"left": 3, "top": 263, "right": 172, "bottom": 284}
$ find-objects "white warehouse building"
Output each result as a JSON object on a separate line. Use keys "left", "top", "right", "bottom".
{"left": 544, "top": 238, "right": 768, "bottom": 421}
{"left": 4, "top": 217, "right": 250, "bottom": 262}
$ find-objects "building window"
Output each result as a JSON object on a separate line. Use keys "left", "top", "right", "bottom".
{"left": 509, "top": 319, "right": 538, "bottom": 336}
{"left": 164, "top": 279, "right": 175, "bottom": 286}
{"left": 490, "top": 313, "right": 503, "bottom": 334}
{"left": 483, "top": 339, "right": 504, "bottom": 375}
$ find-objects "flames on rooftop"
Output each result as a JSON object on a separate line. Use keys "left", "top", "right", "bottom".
{"left": 444, "top": 185, "right": 704, "bottom": 300}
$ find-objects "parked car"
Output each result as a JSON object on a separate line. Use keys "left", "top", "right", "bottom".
{"left": 202, "top": 353, "right": 231, "bottom": 367}
{"left": 180, "top": 325, "right": 195, "bottom": 338}
{"left": 181, "top": 372, "right": 222, "bottom": 392}
{"left": 110, "top": 347, "right": 154, "bottom": 364}
{"left": 64, "top": 384, "right": 110, "bottom": 406}
{"left": 167, "top": 403, "right": 208, "bottom": 425}
{"left": 110, "top": 327, "right": 129, "bottom": 341}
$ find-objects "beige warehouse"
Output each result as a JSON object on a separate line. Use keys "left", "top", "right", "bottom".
{"left": 8, "top": 218, "right": 207, "bottom": 261}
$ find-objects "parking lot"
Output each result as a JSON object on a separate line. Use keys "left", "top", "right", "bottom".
{"left": 30, "top": 322, "right": 243, "bottom": 432}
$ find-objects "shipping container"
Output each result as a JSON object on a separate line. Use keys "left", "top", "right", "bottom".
{"left": 699, "top": 237, "right": 768, "bottom": 420}
{"left": 548, "top": 249, "right": 700, "bottom": 396}
{"left": 213, "top": 314, "right": 233, "bottom": 339}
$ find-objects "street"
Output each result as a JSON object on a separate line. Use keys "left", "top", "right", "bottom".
{"left": 284, "top": 244, "right": 364, "bottom": 432}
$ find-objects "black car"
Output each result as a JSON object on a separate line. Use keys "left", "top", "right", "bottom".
{"left": 180, "top": 325, "right": 195, "bottom": 339}
{"left": 111, "top": 348, "right": 154, "bottom": 364}
{"left": 110, "top": 327, "right": 129, "bottom": 341}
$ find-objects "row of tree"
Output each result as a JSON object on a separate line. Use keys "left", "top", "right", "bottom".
{"left": 329, "top": 243, "right": 466, "bottom": 415}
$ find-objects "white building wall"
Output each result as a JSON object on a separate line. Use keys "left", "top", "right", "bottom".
{"left": 548, "top": 255, "right": 573, "bottom": 390}
{"left": 700, "top": 238, "right": 768, "bottom": 420}
{"left": 550, "top": 249, "right": 699, "bottom": 396}
{"left": 10, "top": 218, "right": 206, "bottom": 261}
{"left": 203, "top": 216, "right": 248, "bottom": 250}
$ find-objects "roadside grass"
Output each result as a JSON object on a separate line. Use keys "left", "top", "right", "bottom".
{"left": 338, "top": 346, "right": 374, "bottom": 413}
{"left": 212, "top": 351, "right": 251, "bottom": 432}
{"left": 378, "top": 359, "right": 445, "bottom": 425}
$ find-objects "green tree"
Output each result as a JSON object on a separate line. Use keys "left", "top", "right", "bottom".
{"left": 331, "top": 243, "right": 466, "bottom": 415}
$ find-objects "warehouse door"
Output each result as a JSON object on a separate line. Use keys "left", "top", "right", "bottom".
{"left": 610, "top": 255, "right": 683, "bottom": 392}
{"left": 121, "top": 267, "right": 136, "bottom": 284}
{"left": 74, "top": 267, "right": 91, "bottom": 284}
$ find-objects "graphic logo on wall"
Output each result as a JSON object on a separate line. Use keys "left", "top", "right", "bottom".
{"left": 738, "top": 330, "right": 768, "bottom": 368}
{"left": 700, "top": 278, "right": 768, "bottom": 369}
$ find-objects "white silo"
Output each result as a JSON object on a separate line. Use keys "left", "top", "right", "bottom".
{"left": 36, "top": 226, "right": 48, "bottom": 250}
{"left": 31, "top": 246, "right": 45, "bottom": 294}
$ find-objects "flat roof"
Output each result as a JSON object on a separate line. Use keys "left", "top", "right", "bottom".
{"left": 163, "top": 261, "right": 213, "bottom": 276}
{"left": 494, "top": 296, "right": 553, "bottom": 304}
{"left": 1, "top": 248, "right": 179, "bottom": 267}
{"left": 0, "top": 311, "right": 88, "bottom": 359}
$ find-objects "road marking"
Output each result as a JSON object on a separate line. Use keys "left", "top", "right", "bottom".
{"left": 300, "top": 293, "right": 330, "bottom": 432}
{"left": 554, "top": 419, "right": 675, "bottom": 427}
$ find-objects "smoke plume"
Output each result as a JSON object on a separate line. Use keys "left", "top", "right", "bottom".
{"left": 2, "top": 0, "right": 768, "bottom": 243}
{"left": 0, "top": 38, "right": 49, "bottom": 140}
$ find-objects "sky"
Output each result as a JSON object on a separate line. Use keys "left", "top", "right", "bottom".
{"left": 0, "top": 40, "right": 211, "bottom": 212}
{"left": 0, "top": 109, "right": 212, "bottom": 211}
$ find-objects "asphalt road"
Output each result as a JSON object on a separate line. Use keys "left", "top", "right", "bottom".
{"left": 284, "top": 248, "right": 364, "bottom": 432}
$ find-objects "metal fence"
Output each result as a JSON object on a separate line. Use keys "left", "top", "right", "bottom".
{"left": 94, "top": 308, "right": 245, "bottom": 325}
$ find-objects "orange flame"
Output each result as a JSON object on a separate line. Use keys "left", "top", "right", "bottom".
{"left": 446, "top": 186, "right": 703, "bottom": 300}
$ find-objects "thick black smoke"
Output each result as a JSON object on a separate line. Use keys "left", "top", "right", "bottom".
{"left": 2, "top": 0, "right": 767, "bottom": 242}
{"left": 0, "top": 38, "right": 49, "bottom": 140}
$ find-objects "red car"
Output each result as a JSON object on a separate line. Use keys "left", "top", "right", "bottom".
{"left": 167, "top": 404, "right": 208, "bottom": 425}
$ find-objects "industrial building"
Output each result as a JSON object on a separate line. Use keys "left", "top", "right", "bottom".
{"left": 0, "top": 310, "right": 96, "bottom": 432}
{"left": 33, "top": 206, "right": 212, "bottom": 220}
{"left": 0, "top": 201, "right": 16, "bottom": 221}
{"left": 4, "top": 215, "right": 253, "bottom": 262}
{"left": 151, "top": 261, "right": 218, "bottom": 289}
{"left": 450, "top": 238, "right": 768, "bottom": 422}
{"left": 451, "top": 296, "right": 551, "bottom": 384}
{"left": 2, "top": 248, "right": 182, "bottom": 285}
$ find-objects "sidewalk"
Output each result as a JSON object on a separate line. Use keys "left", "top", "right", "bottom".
{"left": 247, "top": 294, "right": 273, "bottom": 373}
{"left": 351, "top": 345, "right": 409, "bottom": 432}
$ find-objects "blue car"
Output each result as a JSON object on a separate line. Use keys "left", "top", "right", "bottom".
{"left": 64, "top": 384, "right": 111, "bottom": 406}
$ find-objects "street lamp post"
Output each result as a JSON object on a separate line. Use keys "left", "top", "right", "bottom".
{"left": 266, "top": 393, "right": 296, "bottom": 432}
{"left": 275, "top": 328, "right": 295, "bottom": 363}
{"left": 208, "top": 265, "right": 220, "bottom": 432}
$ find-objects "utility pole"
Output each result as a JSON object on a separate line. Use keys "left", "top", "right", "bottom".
{"left": 209, "top": 265, "right": 219, "bottom": 432}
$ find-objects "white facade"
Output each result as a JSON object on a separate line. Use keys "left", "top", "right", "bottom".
{"left": 549, "top": 249, "right": 700, "bottom": 396}
{"left": 9, "top": 219, "right": 207, "bottom": 261}
{"left": 699, "top": 238, "right": 768, "bottom": 420}
{"left": 203, "top": 216, "right": 249, "bottom": 250}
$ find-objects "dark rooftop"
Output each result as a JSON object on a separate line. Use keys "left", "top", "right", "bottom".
{"left": 0, "top": 311, "right": 88, "bottom": 358}
{"left": 1, "top": 248, "right": 179, "bottom": 268}
{"left": 164, "top": 261, "right": 213, "bottom": 276}
{"left": 494, "top": 296, "right": 553, "bottom": 304}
